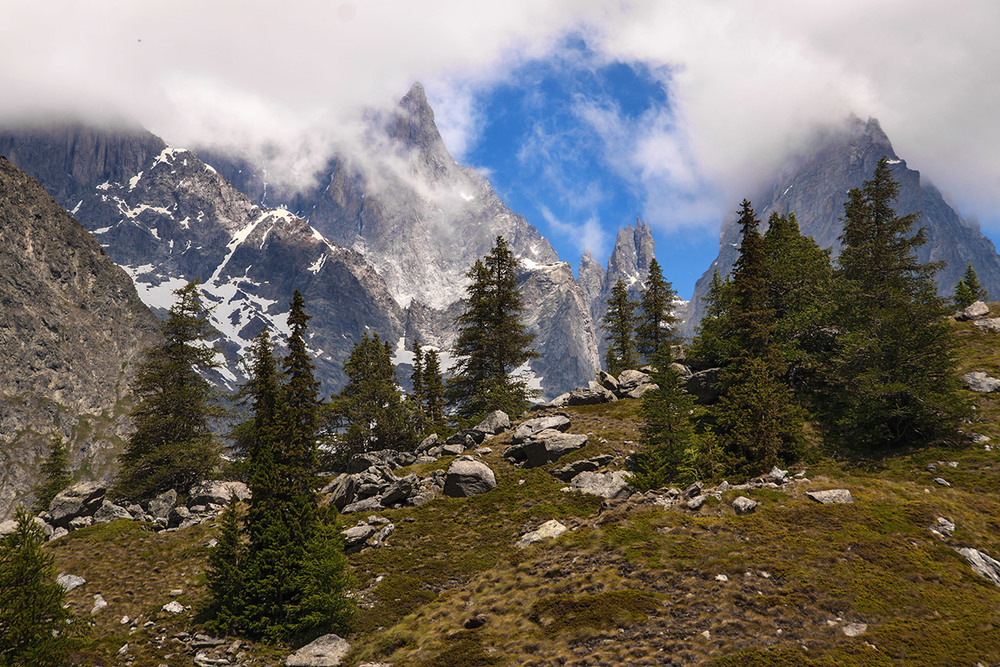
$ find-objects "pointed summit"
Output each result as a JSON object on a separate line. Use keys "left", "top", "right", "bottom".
{"left": 387, "top": 81, "right": 447, "bottom": 159}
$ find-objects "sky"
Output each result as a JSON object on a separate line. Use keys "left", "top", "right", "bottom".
{"left": 3, "top": 0, "right": 1000, "bottom": 298}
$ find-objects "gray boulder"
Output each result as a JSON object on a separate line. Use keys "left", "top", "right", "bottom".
{"left": 685, "top": 368, "right": 721, "bottom": 403}
{"left": 0, "top": 519, "right": 16, "bottom": 538}
{"left": 68, "top": 516, "right": 92, "bottom": 530}
{"left": 670, "top": 363, "right": 693, "bottom": 380}
{"left": 962, "top": 371, "right": 1000, "bottom": 393}
{"left": 286, "top": 633, "right": 351, "bottom": 667}
{"left": 972, "top": 318, "right": 1000, "bottom": 333}
{"left": 49, "top": 482, "right": 106, "bottom": 528}
{"left": 57, "top": 573, "right": 86, "bottom": 592}
{"left": 567, "top": 381, "right": 617, "bottom": 405}
{"left": 806, "top": 489, "right": 854, "bottom": 504}
{"left": 321, "top": 475, "right": 359, "bottom": 511}
{"left": 957, "top": 547, "right": 1000, "bottom": 588}
{"left": 168, "top": 506, "right": 192, "bottom": 528}
{"left": 145, "top": 489, "right": 177, "bottom": 520}
{"left": 443, "top": 458, "right": 497, "bottom": 497}
{"left": 516, "top": 519, "right": 567, "bottom": 549}
{"left": 416, "top": 433, "right": 439, "bottom": 453}
{"left": 512, "top": 415, "right": 571, "bottom": 443}
{"left": 732, "top": 496, "right": 758, "bottom": 515}
{"left": 381, "top": 475, "right": 418, "bottom": 507}
{"left": 505, "top": 430, "right": 588, "bottom": 468}
{"left": 473, "top": 410, "right": 510, "bottom": 435}
{"left": 342, "top": 524, "right": 377, "bottom": 554}
{"left": 598, "top": 371, "right": 619, "bottom": 393}
{"left": 341, "top": 497, "right": 384, "bottom": 514}
{"left": 186, "top": 481, "right": 249, "bottom": 507}
{"left": 93, "top": 500, "right": 133, "bottom": 524}
{"left": 550, "top": 455, "right": 614, "bottom": 481}
{"left": 568, "top": 470, "right": 632, "bottom": 499}
{"left": 957, "top": 300, "right": 990, "bottom": 320}
{"left": 686, "top": 494, "right": 708, "bottom": 510}
{"left": 616, "top": 369, "right": 655, "bottom": 398}
{"left": 440, "top": 443, "right": 466, "bottom": 457}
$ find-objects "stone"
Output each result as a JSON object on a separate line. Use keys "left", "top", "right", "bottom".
{"left": 285, "top": 633, "right": 351, "bottom": 667}
{"left": 957, "top": 547, "right": 1000, "bottom": 587}
{"left": 473, "top": 410, "right": 510, "bottom": 435}
{"left": 162, "top": 600, "right": 185, "bottom": 614}
{"left": 57, "top": 573, "right": 86, "bottom": 592}
{"left": 443, "top": 458, "right": 497, "bottom": 497}
{"left": 616, "top": 369, "right": 654, "bottom": 396}
{"left": 767, "top": 466, "right": 789, "bottom": 483}
{"left": 69, "top": 516, "right": 93, "bottom": 530}
{"left": 49, "top": 527, "right": 69, "bottom": 541}
{"left": 187, "top": 481, "right": 250, "bottom": 507}
{"left": 48, "top": 482, "right": 106, "bottom": 528}
{"left": 806, "top": 489, "right": 853, "bottom": 504}
{"left": 92, "top": 594, "right": 107, "bottom": 614}
{"left": 464, "top": 614, "right": 489, "bottom": 629}
{"left": 504, "top": 430, "right": 588, "bottom": 468}
{"left": 670, "top": 363, "right": 693, "bottom": 380}
{"left": 512, "top": 415, "right": 571, "bottom": 443}
{"left": 550, "top": 455, "right": 614, "bottom": 481}
{"left": 447, "top": 430, "right": 485, "bottom": 447}
{"left": 843, "top": 622, "right": 868, "bottom": 637}
{"left": 962, "top": 371, "right": 1000, "bottom": 393}
{"left": 93, "top": 500, "right": 134, "bottom": 524}
{"left": 380, "top": 474, "right": 417, "bottom": 507}
{"left": 567, "top": 381, "right": 617, "bottom": 405}
{"left": 168, "top": 506, "right": 192, "bottom": 528}
{"left": 928, "top": 517, "right": 955, "bottom": 539}
{"left": 685, "top": 367, "right": 721, "bottom": 403}
{"left": 732, "top": 496, "right": 758, "bottom": 515}
{"left": 624, "top": 383, "right": 658, "bottom": 400}
{"left": 957, "top": 300, "right": 990, "bottom": 320}
{"left": 341, "top": 497, "right": 385, "bottom": 514}
{"left": 933, "top": 477, "right": 951, "bottom": 487}
{"left": 972, "top": 317, "right": 1000, "bottom": 333}
{"left": 598, "top": 370, "right": 619, "bottom": 392}
{"left": 516, "top": 520, "right": 567, "bottom": 548}
{"left": 568, "top": 470, "right": 633, "bottom": 499}
{"left": 0, "top": 519, "right": 16, "bottom": 538}
{"left": 687, "top": 494, "right": 708, "bottom": 510}
{"left": 683, "top": 482, "right": 704, "bottom": 499}
{"left": 322, "top": 474, "right": 359, "bottom": 511}
{"left": 342, "top": 524, "right": 377, "bottom": 554}
{"left": 145, "top": 489, "right": 177, "bottom": 520}
{"left": 440, "top": 443, "right": 466, "bottom": 457}
{"left": 416, "top": 433, "right": 439, "bottom": 453}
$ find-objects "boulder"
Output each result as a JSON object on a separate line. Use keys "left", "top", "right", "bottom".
{"left": 162, "top": 600, "right": 185, "bottom": 614}
{"left": 168, "top": 506, "right": 192, "bottom": 528}
{"left": 380, "top": 475, "right": 417, "bottom": 507}
{"left": 473, "top": 410, "right": 511, "bottom": 435}
{"left": 598, "top": 371, "right": 620, "bottom": 393}
{"left": 145, "top": 489, "right": 177, "bottom": 520}
{"left": 512, "top": 415, "right": 571, "bottom": 443}
{"left": 321, "top": 474, "right": 359, "bottom": 511}
{"left": 670, "top": 363, "right": 693, "bottom": 380}
{"left": 683, "top": 482, "right": 704, "bottom": 499}
{"left": 956, "top": 300, "right": 990, "bottom": 320}
{"left": 286, "top": 634, "right": 351, "bottom": 667}
{"left": 443, "top": 458, "right": 497, "bottom": 497}
{"left": 341, "top": 497, "right": 385, "bottom": 514}
{"left": 686, "top": 494, "right": 708, "bottom": 510}
{"left": 806, "top": 489, "right": 853, "bottom": 504}
{"left": 685, "top": 368, "right": 721, "bottom": 403}
{"left": 539, "top": 393, "right": 571, "bottom": 409}
{"left": 972, "top": 317, "right": 1000, "bottom": 333}
{"left": 732, "top": 496, "right": 758, "bottom": 515}
{"left": 416, "top": 433, "right": 439, "bottom": 453}
{"left": 342, "top": 524, "right": 377, "bottom": 554}
{"left": 68, "top": 516, "right": 93, "bottom": 530}
{"left": 93, "top": 500, "right": 133, "bottom": 524}
{"left": 516, "top": 519, "right": 567, "bottom": 549}
{"left": 0, "top": 519, "right": 16, "bottom": 538}
{"left": 186, "top": 481, "right": 249, "bottom": 507}
{"left": 616, "top": 369, "right": 654, "bottom": 395}
{"left": 49, "top": 482, "right": 106, "bottom": 528}
{"left": 550, "top": 455, "right": 615, "bottom": 481}
{"left": 440, "top": 443, "right": 466, "bottom": 457}
{"left": 505, "top": 430, "right": 588, "bottom": 468}
{"left": 962, "top": 371, "right": 1000, "bottom": 393}
{"left": 57, "top": 573, "right": 86, "bottom": 592}
{"left": 957, "top": 547, "right": 1000, "bottom": 588}
{"left": 567, "top": 382, "right": 617, "bottom": 405}
{"left": 568, "top": 470, "right": 632, "bottom": 499}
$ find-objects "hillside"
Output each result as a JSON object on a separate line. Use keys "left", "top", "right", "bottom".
{"left": 37, "top": 314, "right": 1000, "bottom": 666}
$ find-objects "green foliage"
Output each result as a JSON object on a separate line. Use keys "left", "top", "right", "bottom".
{"left": 33, "top": 433, "right": 72, "bottom": 513}
{"left": 954, "top": 262, "right": 988, "bottom": 309}
{"left": 205, "top": 496, "right": 244, "bottom": 636}
{"left": 0, "top": 508, "right": 77, "bottom": 666}
{"left": 635, "top": 257, "right": 680, "bottom": 365}
{"left": 448, "top": 236, "right": 538, "bottom": 419}
{"left": 332, "top": 332, "right": 417, "bottom": 454}
{"left": 422, "top": 349, "right": 446, "bottom": 433}
{"left": 824, "top": 157, "right": 968, "bottom": 450}
{"left": 114, "top": 281, "right": 221, "bottom": 500}
{"left": 529, "top": 589, "right": 659, "bottom": 636}
{"left": 602, "top": 278, "right": 638, "bottom": 376}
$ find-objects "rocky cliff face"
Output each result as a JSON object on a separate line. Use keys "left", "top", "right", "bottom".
{"left": 0, "top": 157, "right": 161, "bottom": 519}
{"left": 0, "top": 126, "right": 405, "bottom": 395}
{"left": 683, "top": 117, "right": 1000, "bottom": 336}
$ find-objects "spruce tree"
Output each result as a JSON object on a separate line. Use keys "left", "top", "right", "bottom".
{"left": 115, "top": 281, "right": 221, "bottom": 500}
{"left": 334, "top": 333, "right": 417, "bottom": 454}
{"left": 422, "top": 349, "right": 446, "bottom": 432}
{"left": 689, "top": 268, "right": 735, "bottom": 368}
{"left": 33, "top": 433, "right": 72, "bottom": 513}
{"left": 635, "top": 258, "right": 679, "bottom": 365}
{"left": 0, "top": 508, "right": 77, "bottom": 666}
{"left": 410, "top": 338, "right": 427, "bottom": 430}
{"left": 954, "top": 262, "right": 988, "bottom": 309}
{"left": 206, "top": 496, "right": 244, "bottom": 636}
{"left": 602, "top": 279, "right": 638, "bottom": 376}
{"left": 448, "top": 236, "right": 538, "bottom": 419}
{"left": 826, "top": 157, "right": 966, "bottom": 449}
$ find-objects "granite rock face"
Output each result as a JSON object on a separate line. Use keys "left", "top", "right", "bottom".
{"left": 0, "top": 158, "right": 160, "bottom": 519}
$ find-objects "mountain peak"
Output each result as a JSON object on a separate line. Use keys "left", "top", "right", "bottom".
{"left": 389, "top": 81, "right": 444, "bottom": 155}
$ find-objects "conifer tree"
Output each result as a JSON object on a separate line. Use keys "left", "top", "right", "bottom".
{"left": 954, "top": 262, "right": 988, "bottom": 309}
{"left": 282, "top": 290, "right": 321, "bottom": 493}
{"left": 603, "top": 279, "right": 638, "bottom": 376}
{"left": 206, "top": 496, "right": 243, "bottom": 636}
{"left": 115, "top": 281, "right": 221, "bottom": 500}
{"left": 635, "top": 258, "right": 679, "bottom": 365}
{"left": 422, "top": 349, "right": 446, "bottom": 432}
{"left": 409, "top": 337, "right": 427, "bottom": 430}
{"left": 689, "top": 268, "right": 735, "bottom": 368}
{"left": 33, "top": 433, "right": 72, "bottom": 513}
{"left": 0, "top": 508, "right": 77, "bottom": 666}
{"left": 826, "top": 157, "right": 966, "bottom": 449}
{"left": 334, "top": 333, "right": 417, "bottom": 453}
{"left": 448, "top": 236, "right": 538, "bottom": 419}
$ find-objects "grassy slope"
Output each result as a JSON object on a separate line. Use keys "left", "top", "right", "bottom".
{"left": 49, "top": 317, "right": 1000, "bottom": 665}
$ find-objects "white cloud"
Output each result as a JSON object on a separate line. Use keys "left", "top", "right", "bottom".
{"left": 540, "top": 206, "right": 609, "bottom": 258}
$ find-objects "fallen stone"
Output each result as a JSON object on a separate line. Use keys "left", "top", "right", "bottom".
{"left": 416, "top": 433, "right": 439, "bottom": 453}
{"left": 956, "top": 300, "right": 990, "bottom": 321}
{"left": 187, "top": 481, "right": 250, "bottom": 507}
{"left": 440, "top": 443, "right": 466, "bottom": 457}
{"left": 933, "top": 477, "right": 952, "bottom": 487}
{"left": 957, "top": 547, "right": 1000, "bottom": 587}
{"left": 0, "top": 519, "right": 16, "bottom": 538}
{"left": 57, "top": 573, "right": 86, "bottom": 592}
{"left": 567, "top": 381, "right": 617, "bottom": 405}
{"left": 512, "top": 415, "right": 571, "bottom": 443}
{"left": 380, "top": 474, "right": 417, "bottom": 507}
{"left": 340, "top": 497, "right": 385, "bottom": 514}
{"left": 962, "top": 371, "right": 1000, "bottom": 393}
{"left": 342, "top": 524, "right": 377, "bottom": 554}
{"left": 473, "top": 410, "right": 510, "bottom": 435}
{"left": 443, "top": 458, "right": 497, "bottom": 497}
{"left": 598, "top": 370, "right": 620, "bottom": 392}
{"left": 322, "top": 474, "right": 359, "bottom": 511}
{"left": 732, "top": 496, "right": 758, "bottom": 515}
{"left": 49, "top": 482, "right": 106, "bottom": 528}
{"left": 806, "top": 489, "right": 853, "bottom": 504}
{"left": 191, "top": 634, "right": 226, "bottom": 649}
{"left": 767, "top": 466, "right": 789, "bottom": 484}
{"left": 516, "top": 519, "right": 567, "bottom": 549}
{"left": 68, "top": 516, "right": 93, "bottom": 530}
{"left": 285, "top": 633, "right": 351, "bottom": 667}
{"left": 93, "top": 500, "right": 133, "bottom": 524}
{"left": 568, "top": 470, "right": 632, "bottom": 499}
{"left": 91, "top": 594, "right": 107, "bottom": 614}
{"left": 168, "top": 506, "right": 192, "bottom": 528}
{"left": 687, "top": 494, "right": 708, "bottom": 510}
{"left": 616, "top": 369, "right": 655, "bottom": 397}
{"left": 162, "top": 600, "right": 185, "bottom": 614}
{"left": 505, "top": 430, "right": 588, "bottom": 468}
{"left": 49, "top": 527, "right": 69, "bottom": 541}
{"left": 843, "top": 622, "right": 868, "bottom": 637}
{"left": 928, "top": 517, "right": 955, "bottom": 539}
{"left": 683, "top": 482, "right": 704, "bottom": 500}
{"left": 550, "top": 455, "right": 615, "bottom": 481}
{"left": 972, "top": 317, "right": 1000, "bottom": 333}
{"left": 145, "top": 489, "right": 177, "bottom": 520}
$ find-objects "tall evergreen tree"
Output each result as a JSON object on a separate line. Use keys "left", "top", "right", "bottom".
{"left": 954, "top": 262, "right": 988, "bottom": 309}
{"left": 448, "top": 236, "right": 538, "bottom": 419}
{"left": 33, "top": 433, "right": 72, "bottom": 513}
{"left": 635, "top": 258, "right": 679, "bottom": 365}
{"left": 689, "top": 268, "right": 735, "bottom": 368}
{"left": 281, "top": 290, "right": 321, "bottom": 493}
{"left": 422, "top": 349, "right": 446, "bottom": 432}
{"left": 409, "top": 338, "right": 427, "bottom": 430}
{"left": 0, "top": 508, "right": 77, "bottom": 667}
{"left": 333, "top": 333, "right": 417, "bottom": 454}
{"left": 826, "top": 157, "right": 966, "bottom": 449}
{"left": 115, "top": 281, "right": 221, "bottom": 500}
{"left": 206, "top": 496, "right": 244, "bottom": 636}
{"left": 602, "top": 279, "right": 638, "bottom": 376}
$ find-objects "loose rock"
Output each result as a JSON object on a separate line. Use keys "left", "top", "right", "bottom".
{"left": 956, "top": 300, "right": 990, "bottom": 320}
{"left": 285, "top": 633, "right": 351, "bottom": 667}
{"left": 962, "top": 371, "right": 1000, "bottom": 393}
{"left": 732, "top": 496, "right": 758, "bottom": 515}
{"left": 957, "top": 547, "right": 1000, "bottom": 587}
{"left": 57, "top": 573, "right": 86, "bottom": 592}
{"left": 568, "top": 470, "right": 632, "bottom": 499}
{"left": 443, "top": 458, "right": 497, "bottom": 497}
{"left": 806, "top": 489, "right": 853, "bottom": 504}
{"left": 516, "top": 520, "right": 567, "bottom": 549}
